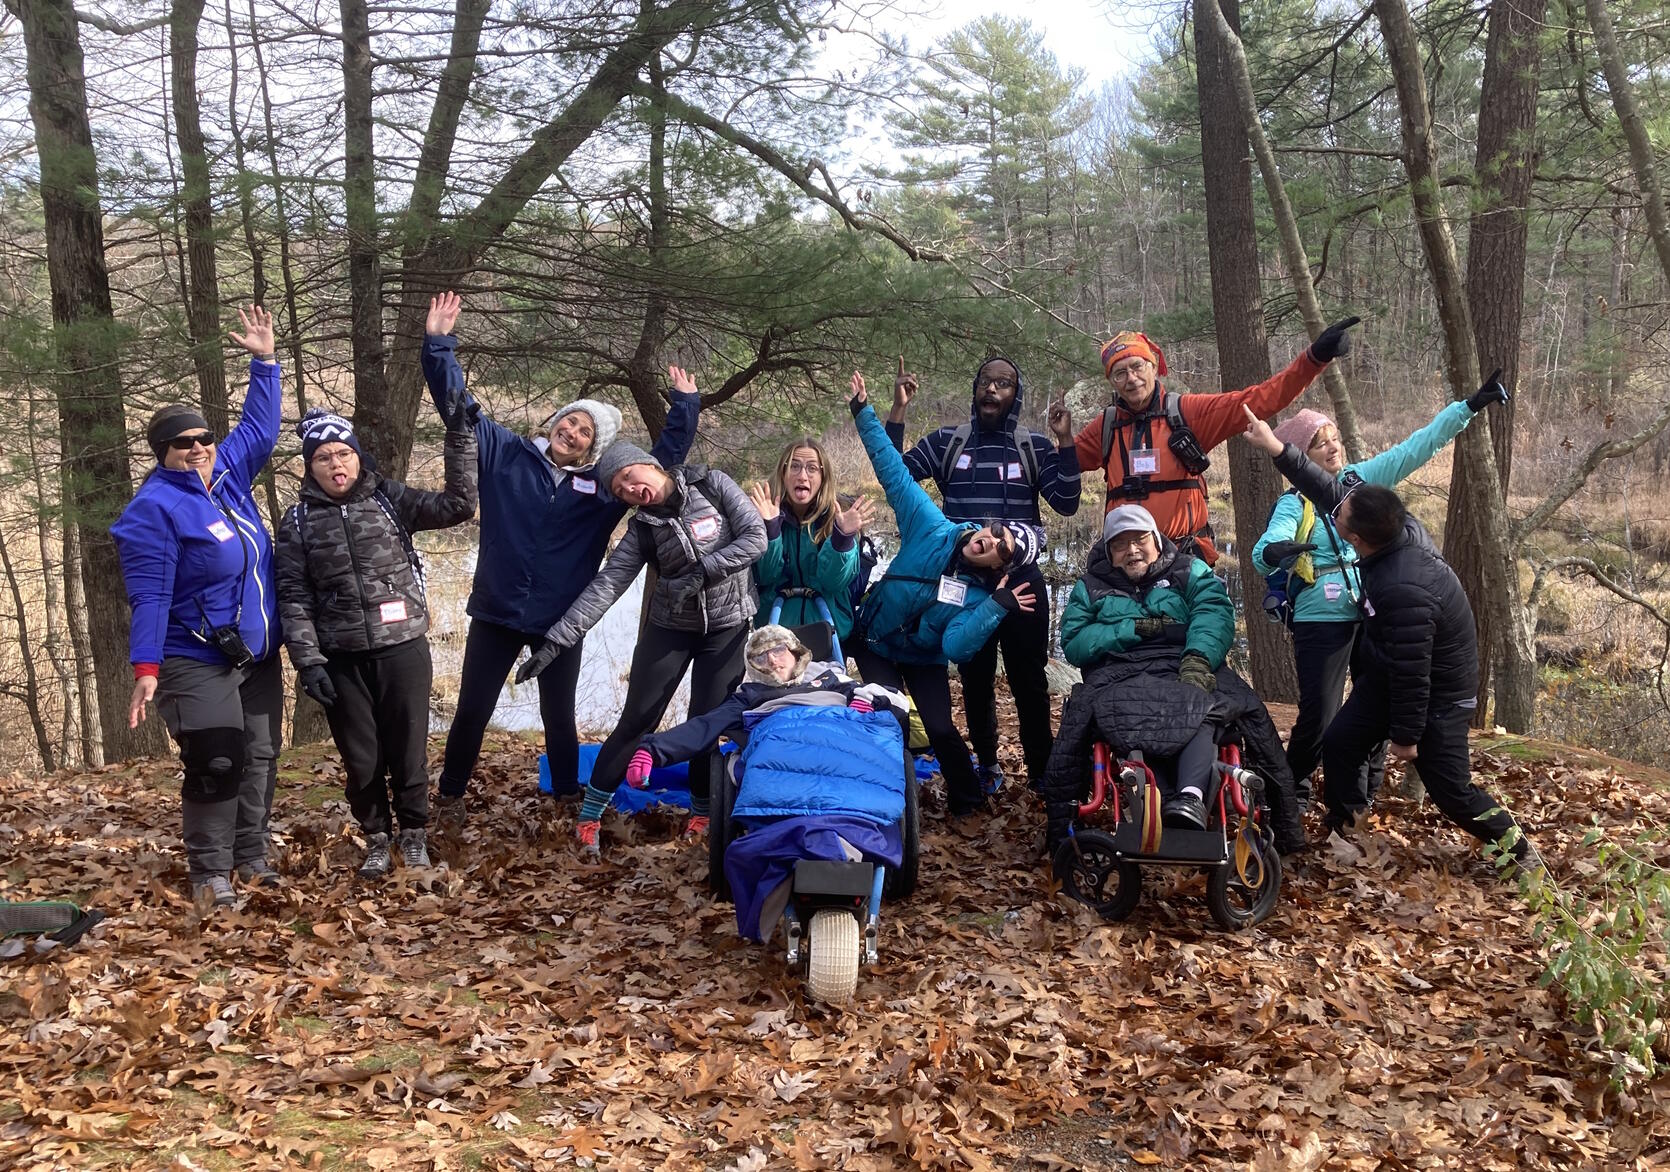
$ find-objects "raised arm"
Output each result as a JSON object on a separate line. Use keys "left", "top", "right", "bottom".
{"left": 1186, "top": 316, "right": 1359, "bottom": 449}
{"left": 219, "top": 305, "right": 283, "bottom": 485}
{"left": 1243, "top": 405, "right": 1350, "bottom": 514}
{"left": 849, "top": 373, "right": 946, "bottom": 547}
{"left": 1352, "top": 399, "right": 1475, "bottom": 487}
{"left": 384, "top": 398, "right": 479, "bottom": 533}
{"left": 650, "top": 365, "right": 701, "bottom": 467}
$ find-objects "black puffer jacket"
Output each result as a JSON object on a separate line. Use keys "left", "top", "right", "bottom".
{"left": 276, "top": 430, "right": 477, "bottom": 665}
{"left": 1274, "top": 442, "right": 1477, "bottom": 743}
{"left": 1040, "top": 652, "right": 1304, "bottom": 854}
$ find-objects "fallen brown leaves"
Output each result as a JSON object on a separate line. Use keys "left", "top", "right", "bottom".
{"left": 1, "top": 725, "right": 1668, "bottom": 1170}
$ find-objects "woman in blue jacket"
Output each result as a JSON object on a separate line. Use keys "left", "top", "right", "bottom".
{"left": 847, "top": 373, "right": 1039, "bottom": 818}
{"left": 421, "top": 293, "right": 699, "bottom": 823}
{"left": 111, "top": 306, "right": 284, "bottom": 908}
{"left": 748, "top": 436, "right": 874, "bottom": 644}
{"left": 1250, "top": 376, "right": 1508, "bottom": 799}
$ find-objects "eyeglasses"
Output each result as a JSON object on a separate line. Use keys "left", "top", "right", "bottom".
{"left": 1106, "top": 531, "right": 1154, "bottom": 551}
{"left": 168, "top": 433, "right": 216, "bottom": 451}
{"left": 751, "top": 644, "right": 793, "bottom": 661}
{"left": 311, "top": 449, "right": 358, "bottom": 468}
{"left": 1108, "top": 363, "right": 1148, "bottom": 385}
{"left": 786, "top": 460, "right": 822, "bottom": 476}
{"left": 976, "top": 376, "right": 1016, "bottom": 391}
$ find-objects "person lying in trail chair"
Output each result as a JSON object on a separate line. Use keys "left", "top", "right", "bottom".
{"left": 1041, "top": 505, "right": 1306, "bottom": 857}
{"left": 624, "top": 625, "right": 913, "bottom": 942}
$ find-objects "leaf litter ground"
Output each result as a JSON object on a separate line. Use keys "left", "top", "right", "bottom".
{"left": 3, "top": 695, "right": 1668, "bottom": 1170}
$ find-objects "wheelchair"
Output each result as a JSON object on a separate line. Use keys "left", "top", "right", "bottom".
{"left": 705, "top": 610, "right": 919, "bottom": 1004}
{"left": 1053, "top": 729, "right": 1282, "bottom": 932}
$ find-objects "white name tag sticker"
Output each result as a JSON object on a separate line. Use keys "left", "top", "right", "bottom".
{"left": 936, "top": 576, "right": 968, "bottom": 607}
{"left": 1006, "top": 462, "right": 1023, "bottom": 480}
{"left": 379, "top": 599, "right": 408, "bottom": 624}
{"left": 955, "top": 453, "right": 973, "bottom": 470}
{"left": 1324, "top": 582, "right": 1342, "bottom": 601}
{"left": 1130, "top": 448, "right": 1159, "bottom": 476}
{"left": 691, "top": 516, "right": 719, "bottom": 542}
{"left": 571, "top": 477, "right": 597, "bottom": 495}
{"left": 207, "top": 520, "right": 235, "bottom": 542}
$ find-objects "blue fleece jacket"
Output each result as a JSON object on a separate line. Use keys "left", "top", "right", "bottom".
{"left": 111, "top": 360, "right": 283, "bottom": 669}
{"left": 422, "top": 334, "right": 698, "bottom": 635}
{"left": 1252, "top": 399, "right": 1478, "bottom": 624}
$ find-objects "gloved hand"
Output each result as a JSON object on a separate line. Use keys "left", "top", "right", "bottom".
{"left": 1134, "top": 614, "right": 1174, "bottom": 639}
{"left": 848, "top": 695, "right": 874, "bottom": 714}
{"left": 1263, "top": 540, "right": 1318, "bottom": 565}
{"left": 297, "top": 664, "right": 336, "bottom": 707}
{"left": 1308, "top": 315, "right": 1361, "bottom": 364}
{"left": 1467, "top": 368, "right": 1509, "bottom": 413}
{"left": 666, "top": 570, "right": 704, "bottom": 609}
{"left": 441, "top": 383, "right": 479, "bottom": 433}
{"left": 1178, "top": 651, "right": 1217, "bottom": 693}
{"left": 515, "top": 640, "right": 561, "bottom": 684}
{"left": 624, "top": 748, "right": 653, "bottom": 789}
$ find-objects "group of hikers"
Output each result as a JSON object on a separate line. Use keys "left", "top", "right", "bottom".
{"left": 113, "top": 297, "right": 1535, "bottom": 909}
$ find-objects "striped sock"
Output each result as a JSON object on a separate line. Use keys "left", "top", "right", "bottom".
{"left": 689, "top": 792, "right": 710, "bottom": 817}
{"left": 579, "top": 784, "right": 612, "bottom": 824}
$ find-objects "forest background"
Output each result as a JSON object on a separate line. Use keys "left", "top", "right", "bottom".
{"left": 1, "top": 0, "right": 1668, "bottom": 776}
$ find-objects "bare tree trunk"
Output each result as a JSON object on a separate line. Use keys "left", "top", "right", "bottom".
{"left": 625, "top": 56, "right": 672, "bottom": 440}
{"left": 1193, "top": 0, "right": 1298, "bottom": 703}
{"left": 1373, "top": 0, "right": 1537, "bottom": 732}
{"left": 1443, "top": 0, "right": 1546, "bottom": 725}
{"left": 30, "top": 396, "right": 79, "bottom": 767}
{"left": 221, "top": 0, "right": 265, "bottom": 306}
{"left": 339, "top": 0, "right": 390, "bottom": 425}
{"left": 17, "top": 0, "right": 167, "bottom": 761}
{"left": 0, "top": 515, "right": 57, "bottom": 771}
{"left": 170, "top": 0, "right": 229, "bottom": 433}
{"left": 246, "top": 0, "right": 308, "bottom": 410}
{"left": 1195, "top": 0, "right": 1368, "bottom": 462}
{"left": 1584, "top": 0, "right": 1670, "bottom": 280}
{"left": 63, "top": 518, "right": 102, "bottom": 767}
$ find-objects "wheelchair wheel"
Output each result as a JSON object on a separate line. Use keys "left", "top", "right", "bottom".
{"left": 1206, "top": 833, "right": 1282, "bottom": 931}
{"left": 806, "top": 908, "right": 861, "bottom": 1006}
{"left": 708, "top": 751, "right": 737, "bottom": 900}
{"left": 884, "top": 766, "right": 919, "bottom": 900}
{"left": 1052, "top": 829, "right": 1141, "bottom": 921}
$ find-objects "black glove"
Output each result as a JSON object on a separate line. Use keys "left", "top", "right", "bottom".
{"left": 1133, "top": 614, "right": 1174, "bottom": 639}
{"left": 1466, "top": 368, "right": 1509, "bottom": 413}
{"left": 515, "top": 640, "right": 560, "bottom": 684}
{"left": 441, "top": 384, "right": 479, "bottom": 433}
{"left": 297, "top": 664, "right": 336, "bottom": 707}
{"left": 1178, "top": 651, "right": 1217, "bottom": 693}
{"left": 1262, "top": 540, "right": 1317, "bottom": 565}
{"left": 992, "top": 584, "right": 1022, "bottom": 613}
{"left": 1308, "top": 315, "right": 1361, "bottom": 364}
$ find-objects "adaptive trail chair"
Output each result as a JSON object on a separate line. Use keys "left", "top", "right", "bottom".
{"left": 1054, "top": 729, "right": 1282, "bottom": 932}
{"left": 0, "top": 900, "right": 105, "bottom": 957}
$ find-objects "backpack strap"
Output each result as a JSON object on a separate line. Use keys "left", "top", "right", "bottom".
{"left": 938, "top": 424, "right": 972, "bottom": 485}
{"left": 1014, "top": 429, "right": 1039, "bottom": 488}
{"left": 372, "top": 487, "right": 427, "bottom": 599}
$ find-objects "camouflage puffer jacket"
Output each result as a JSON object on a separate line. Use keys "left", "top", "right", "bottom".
{"left": 276, "top": 430, "right": 476, "bottom": 665}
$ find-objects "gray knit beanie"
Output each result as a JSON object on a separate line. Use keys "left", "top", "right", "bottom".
{"left": 593, "top": 440, "right": 662, "bottom": 496}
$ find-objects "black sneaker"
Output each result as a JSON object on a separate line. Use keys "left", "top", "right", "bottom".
{"left": 398, "top": 828, "right": 431, "bottom": 869}
{"left": 358, "top": 833, "right": 392, "bottom": 879}
{"left": 1161, "top": 792, "right": 1207, "bottom": 830}
{"left": 433, "top": 792, "right": 467, "bottom": 833}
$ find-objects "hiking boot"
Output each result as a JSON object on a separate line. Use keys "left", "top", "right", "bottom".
{"left": 682, "top": 814, "right": 710, "bottom": 841}
{"left": 433, "top": 792, "right": 467, "bottom": 833}
{"left": 234, "top": 858, "right": 281, "bottom": 888}
{"left": 974, "top": 762, "right": 1006, "bottom": 796}
{"left": 192, "top": 874, "right": 237, "bottom": 908}
{"left": 358, "top": 833, "right": 392, "bottom": 879}
{"left": 398, "top": 828, "right": 431, "bottom": 869}
{"left": 575, "top": 819, "right": 601, "bottom": 861}
{"left": 1161, "top": 792, "right": 1207, "bottom": 830}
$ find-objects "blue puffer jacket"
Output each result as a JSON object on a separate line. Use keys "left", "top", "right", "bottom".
{"left": 732, "top": 706, "right": 907, "bottom": 826}
{"left": 1253, "top": 400, "right": 1478, "bottom": 624}
{"left": 111, "top": 360, "right": 283, "bottom": 668}
{"left": 423, "top": 334, "right": 698, "bottom": 635}
{"left": 851, "top": 401, "right": 1013, "bottom": 666}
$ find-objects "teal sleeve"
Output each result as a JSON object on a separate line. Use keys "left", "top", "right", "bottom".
{"left": 856, "top": 405, "right": 942, "bottom": 547}
{"left": 810, "top": 533, "right": 859, "bottom": 596}
{"left": 1183, "top": 561, "right": 1237, "bottom": 668}
{"left": 943, "top": 594, "right": 1008, "bottom": 663}
{"left": 754, "top": 532, "right": 786, "bottom": 596}
{"left": 1351, "top": 400, "right": 1475, "bottom": 487}
{"left": 1252, "top": 492, "right": 1304, "bottom": 576}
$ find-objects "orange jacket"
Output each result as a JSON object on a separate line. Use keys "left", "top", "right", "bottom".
{"left": 1072, "top": 349, "right": 1326, "bottom": 563}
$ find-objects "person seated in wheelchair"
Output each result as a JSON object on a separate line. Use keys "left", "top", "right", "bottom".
{"left": 1042, "top": 505, "right": 1306, "bottom": 856}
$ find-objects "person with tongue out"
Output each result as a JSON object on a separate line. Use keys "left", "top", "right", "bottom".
{"left": 274, "top": 398, "right": 477, "bottom": 879}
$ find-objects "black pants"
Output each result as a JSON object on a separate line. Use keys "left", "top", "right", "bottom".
{"left": 590, "top": 623, "right": 748, "bottom": 797}
{"left": 854, "top": 646, "right": 984, "bottom": 816}
{"left": 1288, "top": 620, "right": 1384, "bottom": 800}
{"left": 1322, "top": 683, "right": 1524, "bottom": 853}
{"left": 440, "top": 618, "right": 585, "bottom": 798}
{"left": 1147, "top": 724, "right": 1217, "bottom": 800}
{"left": 959, "top": 562, "right": 1054, "bottom": 779}
{"left": 324, "top": 638, "right": 433, "bottom": 836}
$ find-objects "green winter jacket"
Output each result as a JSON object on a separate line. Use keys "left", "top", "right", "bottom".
{"left": 753, "top": 512, "right": 859, "bottom": 641}
{"left": 1252, "top": 400, "right": 1478, "bottom": 624}
{"left": 1060, "top": 540, "right": 1235, "bottom": 671}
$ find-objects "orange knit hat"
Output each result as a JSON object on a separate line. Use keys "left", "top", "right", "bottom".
{"left": 1100, "top": 331, "right": 1168, "bottom": 379}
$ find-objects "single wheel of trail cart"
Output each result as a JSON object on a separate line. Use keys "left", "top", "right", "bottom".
{"left": 805, "top": 908, "right": 861, "bottom": 1005}
{"left": 1053, "top": 828, "right": 1142, "bottom": 922}
{"left": 708, "top": 751, "right": 738, "bottom": 900}
{"left": 1206, "top": 829, "right": 1282, "bottom": 931}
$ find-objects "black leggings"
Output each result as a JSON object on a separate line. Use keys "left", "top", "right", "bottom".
{"left": 1287, "top": 620, "right": 1384, "bottom": 800}
{"left": 590, "top": 623, "right": 749, "bottom": 797}
{"left": 853, "top": 646, "right": 984, "bottom": 815}
{"left": 959, "top": 562, "right": 1054, "bottom": 779}
{"left": 440, "top": 618, "right": 585, "bottom": 798}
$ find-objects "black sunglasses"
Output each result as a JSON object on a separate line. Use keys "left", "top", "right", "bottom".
{"left": 168, "top": 432, "right": 217, "bottom": 451}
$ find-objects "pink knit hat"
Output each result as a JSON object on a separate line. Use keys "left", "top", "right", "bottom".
{"left": 1272, "top": 408, "right": 1334, "bottom": 451}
